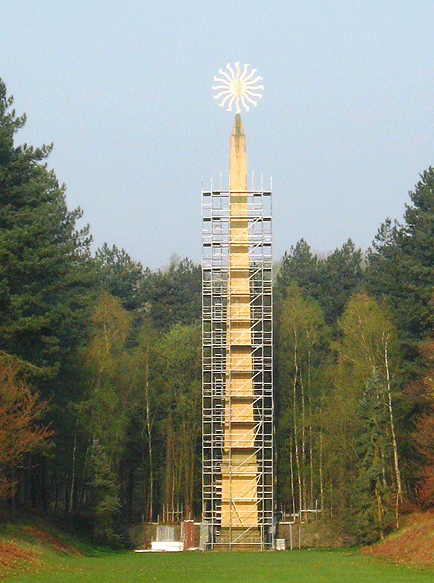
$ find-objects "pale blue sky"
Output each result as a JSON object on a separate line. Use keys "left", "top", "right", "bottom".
{"left": 2, "top": 1, "right": 434, "bottom": 268}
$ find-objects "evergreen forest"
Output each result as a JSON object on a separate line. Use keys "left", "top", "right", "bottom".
{"left": 2, "top": 79, "right": 434, "bottom": 547}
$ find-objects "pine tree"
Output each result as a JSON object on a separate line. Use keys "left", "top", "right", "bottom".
{"left": 87, "top": 438, "right": 121, "bottom": 546}
{"left": 317, "top": 239, "right": 364, "bottom": 323}
{"left": 275, "top": 238, "right": 364, "bottom": 324}
{"left": 368, "top": 167, "right": 434, "bottom": 354}
{"left": 94, "top": 243, "right": 145, "bottom": 311}
{"left": 275, "top": 239, "right": 318, "bottom": 302}
{"left": 140, "top": 257, "right": 201, "bottom": 330}
{"left": 0, "top": 79, "right": 92, "bottom": 378}
{"left": 345, "top": 371, "right": 392, "bottom": 544}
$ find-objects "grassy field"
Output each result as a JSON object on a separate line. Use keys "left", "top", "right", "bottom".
{"left": 6, "top": 549, "right": 434, "bottom": 583}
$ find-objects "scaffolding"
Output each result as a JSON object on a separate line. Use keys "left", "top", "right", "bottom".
{"left": 202, "top": 185, "right": 273, "bottom": 550}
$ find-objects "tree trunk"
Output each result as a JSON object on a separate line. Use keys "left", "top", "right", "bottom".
{"left": 289, "top": 436, "right": 295, "bottom": 519}
{"left": 384, "top": 336, "right": 402, "bottom": 528}
{"left": 307, "top": 334, "right": 313, "bottom": 511}
{"left": 69, "top": 431, "right": 77, "bottom": 513}
{"left": 292, "top": 330, "right": 302, "bottom": 520}
{"left": 164, "top": 413, "right": 173, "bottom": 513}
{"left": 319, "top": 427, "right": 324, "bottom": 512}
{"left": 292, "top": 328, "right": 302, "bottom": 519}
{"left": 144, "top": 357, "right": 154, "bottom": 521}
{"left": 300, "top": 370, "right": 306, "bottom": 515}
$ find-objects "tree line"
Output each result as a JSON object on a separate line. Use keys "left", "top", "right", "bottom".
{"left": 273, "top": 169, "right": 434, "bottom": 543}
{"left": 1, "top": 79, "right": 434, "bottom": 546}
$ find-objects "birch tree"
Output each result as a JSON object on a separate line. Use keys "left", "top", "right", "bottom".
{"left": 159, "top": 322, "right": 201, "bottom": 518}
{"left": 329, "top": 292, "right": 402, "bottom": 530}
{"left": 275, "top": 283, "right": 329, "bottom": 517}
{"left": 78, "top": 292, "right": 138, "bottom": 542}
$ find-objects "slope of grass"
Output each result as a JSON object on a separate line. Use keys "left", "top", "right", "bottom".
{"left": 2, "top": 514, "right": 434, "bottom": 582}
{"left": 0, "top": 515, "right": 106, "bottom": 579}
{"left": 361, "top": 511, "right": 434, "bottom": 568}
{"left": 3, "top": 548, "right": 434, "bottom": 583}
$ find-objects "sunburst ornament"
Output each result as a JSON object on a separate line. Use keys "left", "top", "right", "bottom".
{"left": 212, "top": 62, "right": 263, "bottom": 113}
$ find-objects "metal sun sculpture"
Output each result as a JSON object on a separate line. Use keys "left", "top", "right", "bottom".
{"left": 212, "top": 62, "right": 263, "bottom": 113}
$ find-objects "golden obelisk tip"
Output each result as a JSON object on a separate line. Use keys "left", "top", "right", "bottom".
{"left": 231, "top": 113, "right": 245, "bottom": 137}
{"left": 229, "top": 114, "right": 247, "bottom": 193}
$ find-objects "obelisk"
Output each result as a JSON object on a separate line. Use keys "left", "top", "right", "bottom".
{"left": 220, "top": 113, "right": 258, "bottom": 529}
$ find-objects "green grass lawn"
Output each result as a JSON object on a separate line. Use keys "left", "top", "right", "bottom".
{"left": 6, "top": 549, "right": 434, "bottom": 583}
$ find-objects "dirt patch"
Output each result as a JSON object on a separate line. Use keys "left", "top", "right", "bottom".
{"left": 20, "top": 525, "right": 81, "bottom": 556}
{"left": 0, "top": 540, "right": 36, "bottom": 570}
{"left": 361, "top": 511, "right": 434, "bottom": 567}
